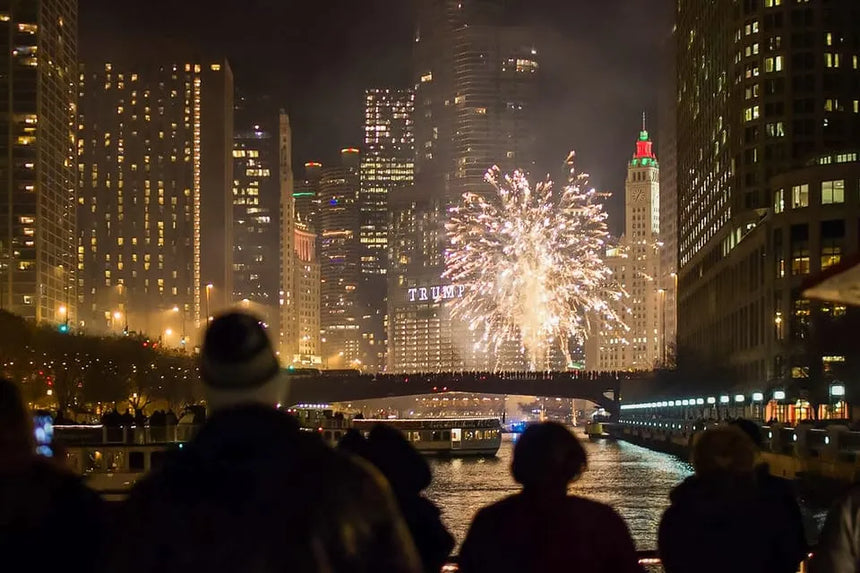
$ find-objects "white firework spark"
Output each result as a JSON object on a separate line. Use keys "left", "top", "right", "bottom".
{"left": 443, "top": 153, "right": 626, "bottom": 370}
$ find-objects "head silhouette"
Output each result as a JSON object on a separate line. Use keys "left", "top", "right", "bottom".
{"left": 365, "top": 423, "right": 432, "bottom": 496}
{"left": 692, "top": 425, "right": 757, "bottom": 478}
{"left": 200, "top": 312, "right": 286, "bottom": 413}
{"left": 0, "top": 378, "right": 34, "bottom": 466}
{"left": 512, "top": 422, "right": 586, "bottom": 493}
{"left": 729, "top": 418, "right": 763, "bottom": 449}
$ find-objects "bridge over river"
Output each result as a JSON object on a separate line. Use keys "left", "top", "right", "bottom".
{"left": 287, "top": 370, "right": 652, "bottom": 416}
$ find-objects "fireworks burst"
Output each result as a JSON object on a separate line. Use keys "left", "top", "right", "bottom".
{"left": 443, "top": 153, "right": 626, "bottom": 370}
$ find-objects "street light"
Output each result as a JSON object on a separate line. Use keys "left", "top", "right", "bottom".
{"left": 172, "top": 305, "right": 186, "bottom": 347}
{"left": 57, "top": 305, "right": 69, "bottom": 333}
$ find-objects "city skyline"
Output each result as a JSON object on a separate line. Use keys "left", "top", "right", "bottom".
{"left": 78, "top": 0, "right": 673, "bottom": 236}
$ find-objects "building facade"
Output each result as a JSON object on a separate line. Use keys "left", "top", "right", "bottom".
{"left": 658, "top": 31, "right": 679, "bottom": 364}
{"left": 233, "top": 119, "right": 279, "bottom": 331}
{"left": 0, "top": 0, "right": 78, "bottom": 326}
{"left": 294, "top": 219, "right": 320, "bottom": 364}
{"left": 586, "top": 128, "right": 662, "bottom": 372}
{"left": 361, "top": 88, "right": 415, "bottom": 371}
{"left": 676, "top": 0, "right": 860, "bottom": 400}
{"left": 319, "top": 149, "right": 362, "bottom": 368}
{"left": 77, "top": 61, "right": 233, "bottom": 346}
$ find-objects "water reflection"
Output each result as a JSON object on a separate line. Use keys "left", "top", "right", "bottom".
{"left": 425, "top": 434, "right": 692, "bottom": 550}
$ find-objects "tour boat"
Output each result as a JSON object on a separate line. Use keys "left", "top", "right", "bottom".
{"left": 352, "top": 417, "right": 502, "bottom": 456}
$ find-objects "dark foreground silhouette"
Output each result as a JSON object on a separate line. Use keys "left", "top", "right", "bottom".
{"left": 340, "top": 425, "right": 455, "bottom": 572}
{"left": 104, "top": 313, "right": 420, "bottom": 573}
{"left": 0, "top": 379, "right": 106, "bottom": 573}
{"left": 659, "top": 425, "right": 805, "bottom": 573}
{"left": 458, "top": 422, "right": 643, "bottom": 573}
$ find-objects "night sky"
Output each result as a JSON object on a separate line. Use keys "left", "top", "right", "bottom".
{"left": 80, "top": 0, "right": 673, "bottom": 235}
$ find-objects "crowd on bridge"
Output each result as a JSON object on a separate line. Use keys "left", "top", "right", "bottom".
{"left": 333, "top": 369, "right": 644, "bottom": 384}
{"left": 2, "top": 311, "right": 860, "bottom": 572}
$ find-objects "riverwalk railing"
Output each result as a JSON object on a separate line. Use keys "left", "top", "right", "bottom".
{"left": 443, "top": 551, "right": 814, "bottom": 572}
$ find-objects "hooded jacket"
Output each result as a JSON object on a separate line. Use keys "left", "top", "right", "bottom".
{"left": 103, "top": 405, "right": 420, "bottom": 573}
{"left": 658, "top": 473, "right": 804, "bottom": 573}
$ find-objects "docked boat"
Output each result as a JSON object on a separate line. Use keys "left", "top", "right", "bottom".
{"left": 352, "top": 417, "right": 502, "bottom": 456}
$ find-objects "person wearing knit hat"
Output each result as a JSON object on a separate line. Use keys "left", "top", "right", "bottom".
{"left": 200, "top": 312, "right": 286, "bottom": 412}
{"left": 104, "top": 312, "right": 421, "bottom": 573}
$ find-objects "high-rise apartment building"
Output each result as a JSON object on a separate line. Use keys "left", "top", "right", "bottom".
{"left": 233, "top": 119, "right": 279, "bottom": 331}
{"left": 0, "top": 0, "right": 78, "bottom": 326}
{"left": 361, "top": 88, "right": 415, "bottom": 371}
{"left": 77, "top": 61, "right": 233, "bottom": 346}
{"left": 233, "top": 119, "right": 280, "bottom": 328}
{"left": 361, "top": 89, "right": 414, "bottom": 276}
{"left": 586, "top": 128, "right": 662, "bottom": 371}
{"left": 387, "top": 0, "right": 539, "bottom": 371}
{"left": 676, "top": 0, "right": 860, "bottom": 399}
{"left": 319, "top": 149, "right": 362, "bottom": 368}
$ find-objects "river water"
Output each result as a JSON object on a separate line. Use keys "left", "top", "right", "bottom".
{"left": 425, "top": 434, "right": 693, "bottom": 551}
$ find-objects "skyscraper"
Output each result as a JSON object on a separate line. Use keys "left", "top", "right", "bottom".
{"left": 294, "top": 161, "right": 322, "bottom": 231}
{"left": 278, "top": 111, "right": 297, "bottom": 361}
{"left": 77, "top": 61, "right": 233, "bottom": 345}
{"left": 361, "top": 89, "right": 414, "bottom": 276}
{"left": 0, "top": 0, "right": 78, "bottom": 326}
{"left": 361, "top": 88, "right": 415, "bottom": 371}
{"left": 233, "top": 118, "right": 279, "bottom": 331}
{"left": 388, "top": 0, "right": 539, "bottom": 371}
{"left": 676, "top": 0, "right": 860, "bottom": 395}
{"left": 294, "top": 219, "right": 321, "bottom": 364}
{"left": 658, "top": 31, "right": 678, "bottom": 364}
{"left": 586, "top": 127, "right": 662, "bottom": 371}
{"left": 319, "top": 149, "right": 361, "bottom": 368}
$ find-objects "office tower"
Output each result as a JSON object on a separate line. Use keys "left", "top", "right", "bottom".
{"left": 294, "top": 220, "right": 321, "bottom": 364}
{"left": 294, "top": 161, "right": 322, "bottom": 230}
{"left": 77, "top": 61, "right": 233, "bottom": 346}
{"left": 676, "top": 0, "right": 860, "bottom": 399}
{"left": 586, "top": 128, "right": 662, "bottom": 371}
{"left": 0, "top": 0, "right": 77, "bottom": 325}
{"left": 233, "top": 118, "right": 279, "bottom": 331}
{"left": 387, "top": 0, "right": 539, "bottom": 370}
{"left": 658, "top": 31, "right": 678, "bottom": 364}
{"left": 361, "top": 89, "right": 414, "bottom": 276}
{"left": 319, "top": 149, "right": 361, "bottom": 368}
{"left": 361, "top": 88, "right": 415, "bottom": 371}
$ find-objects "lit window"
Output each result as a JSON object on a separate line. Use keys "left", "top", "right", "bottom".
{"left": 821, "top": 180, "right": 845, "bottom": 204}
{"left": 773, "top": 189, "right": 784, "bottom": 213}
{"left": 791, "top": 184, "right": 809, "bottom": 208}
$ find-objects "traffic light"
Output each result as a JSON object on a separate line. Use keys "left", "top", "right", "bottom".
{"left": 58, "top": 323, "right": 69, "bottom": 334}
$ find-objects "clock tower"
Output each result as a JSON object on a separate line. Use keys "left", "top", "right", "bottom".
{"left": 586, "top": 119, "right": 664, "bottom": 372}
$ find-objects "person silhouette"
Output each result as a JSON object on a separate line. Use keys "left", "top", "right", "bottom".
{"left": 659, "top": 425, "right": 804, "bottom": 573}
{"left": 458, "top": 422, "right": 642, "bottom": 572}
{"left": 0, "top": 379, "right": 106, "bottom": 573}
{"left": 105, "top": 312, "right": 420, "bottom": 573}
{"left": 340, "top": 424, "right": 454, "bottom": 572}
